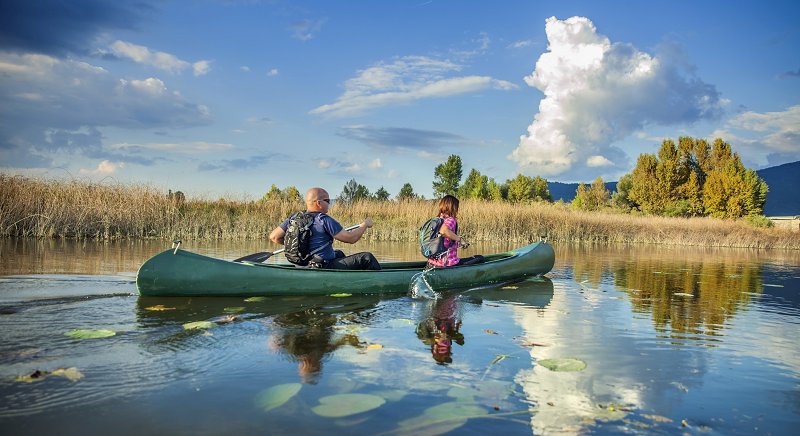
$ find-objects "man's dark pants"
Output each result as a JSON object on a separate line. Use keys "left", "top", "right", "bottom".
{"left": 322, "top": 250, "right": 381, "bottom": 270}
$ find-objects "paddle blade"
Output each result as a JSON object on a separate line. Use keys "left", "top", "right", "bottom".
{"left": 233, "top": 252, "right": 273, "bottom": 263}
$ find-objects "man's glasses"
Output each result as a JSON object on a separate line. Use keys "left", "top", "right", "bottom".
{"left": 319, "top": 198, "right": 331, "bottom": 204}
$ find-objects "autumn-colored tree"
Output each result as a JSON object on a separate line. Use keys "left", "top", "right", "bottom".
{"left": 573, "top": 177, "right": 610, "bottom": 211}
{"left": 506, "top": 174, "right": 551, "bottom": 203}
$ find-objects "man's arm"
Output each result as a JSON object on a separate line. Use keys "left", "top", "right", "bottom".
{"left": 269, "top": 226, "right": 285, "bottom": 245}
{"left": 333, "top": 218, "right": 373, "bottom": 244}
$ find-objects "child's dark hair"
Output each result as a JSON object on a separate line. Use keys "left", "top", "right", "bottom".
{"left": 438, "top": 195, "right": 459, "bottom": 218}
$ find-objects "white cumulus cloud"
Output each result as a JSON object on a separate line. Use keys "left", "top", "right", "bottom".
{"left": 311, "top": 55, "right": 517, "bottom": 118}
{"left": 510, "top": 16, "right": 723, "bottom": 180}
{"left": 712, "top": 105, "right": 800, "bottom": 167}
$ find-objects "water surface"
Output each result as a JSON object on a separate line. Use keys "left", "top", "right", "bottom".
{"left": 1, "top": 239, "right": 798, "bottom": 434}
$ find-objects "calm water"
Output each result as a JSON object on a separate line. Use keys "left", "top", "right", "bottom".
{"left": 0, "top": 238, "right": 798, "bottom": 435}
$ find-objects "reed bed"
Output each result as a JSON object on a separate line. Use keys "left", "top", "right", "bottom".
{"left": 1, "top": 175, "right": 797, "bottom": 250}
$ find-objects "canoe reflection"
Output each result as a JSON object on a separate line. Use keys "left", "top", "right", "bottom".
{"left": 416, "top": 278, "right": 554, "bottom": 365}
{"left": 136, "top": 294, "right": 384, "bottom": 384}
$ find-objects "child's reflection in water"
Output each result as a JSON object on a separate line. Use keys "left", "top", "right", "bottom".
{"left": 416, "top": 295, "right": 464, "bottom": 365}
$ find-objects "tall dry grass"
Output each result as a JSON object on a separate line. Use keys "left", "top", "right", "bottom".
{"left": 1, "top": 175, "right": 797, "bottom": 249}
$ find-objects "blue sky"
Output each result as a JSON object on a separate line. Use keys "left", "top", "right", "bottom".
{"left": 1, "top": 0, "right": 798, "bottom": 199}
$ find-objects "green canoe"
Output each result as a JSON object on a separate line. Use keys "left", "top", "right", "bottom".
{"left": 136, "top": 241, "right": 555, "bottom": 297}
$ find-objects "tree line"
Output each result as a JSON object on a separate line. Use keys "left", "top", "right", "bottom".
{"left": 262, "top": 136, "right": 769, "bottom": 220}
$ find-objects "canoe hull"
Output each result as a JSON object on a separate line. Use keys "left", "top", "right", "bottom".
{"left": 136, "top": 241, "right": 555, "bottom": 297}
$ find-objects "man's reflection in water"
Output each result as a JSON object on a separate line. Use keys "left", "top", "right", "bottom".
{"left": 416, "top": 295, "right": 464, "bottom": 365}
{"left": 268, "top": 308, "right": 361, "bottom": 384}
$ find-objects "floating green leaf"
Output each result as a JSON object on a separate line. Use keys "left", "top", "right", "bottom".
{"left": 182, "top": 321, "right": 215, "bottom": 330}
{"left": 311, "top": 393, "right": 385, "bottom": 417}
{"left": 223, "top": 306, "right": 245, "bottom": 313}
{"left": 329, "top": 293, "right": 352, "bottom": 297}
{"left": 16, "top": 367, "right": 84, "bottom": 383}
{"left": 255, "top": 383, "right": 302, "bottom": 412}
{"left": 244, "top": 296, "right": 267, "bottom": 302}
{"left": 538, "top": 358, "right": 587, "bottom": 372}
{"left": 64, "top": 329, "right": 116, "bottom": 339}
{"left": 398, "top": 402, "right": 488, "bottom": 433}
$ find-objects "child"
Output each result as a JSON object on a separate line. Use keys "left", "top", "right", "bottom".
{"left": 427, "top": 195, "right": 484, "bottom": 267}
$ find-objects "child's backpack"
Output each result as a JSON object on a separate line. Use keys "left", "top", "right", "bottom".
{"left": 419, "top": 217, "right": 455, "bottom": 259}
{"left": 283, "top": 212, "right": 317, "bottom": 265}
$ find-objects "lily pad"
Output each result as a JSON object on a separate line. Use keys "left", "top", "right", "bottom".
{"left": 398, "top": 402, "right": 488, "bottom": 433}
{"left": 329, "top": 293, "right": 352, "bottom": 297}
{"left": 255, "top": 383, "right": 302, "bottom": 412}
{"left": 182, "top": 321, "right": 215, "bottom": 330}
{"left": 16, "top": 367, "right": 84, "bottom": 383}
{"left": 311, "top": 393, "right": 385, "bottom": 417}
{"left": 51, "top": 367, "right": 84, "bottom": 381}
{"left": 223, "top": 306, "right": 245, "bottom": 313}
{"left": 244, "top": 296, "right": 267, "bottom": 302}
{"left": 145, "top": 305, "right": 176, "bottom": 311}
{"left": 64, "top": 329, "right": 116, "bottom": 339}
{"left": 538, "top": 358, "right": 587, "bottom": 372}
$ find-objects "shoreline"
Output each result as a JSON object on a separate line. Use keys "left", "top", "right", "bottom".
{"left": 2, "top": 175, "right": 798, "bottom": 250}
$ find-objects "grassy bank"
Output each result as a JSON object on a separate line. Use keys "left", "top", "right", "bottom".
{"left": 2, "top": 175, "right": 797, "bottom": 249}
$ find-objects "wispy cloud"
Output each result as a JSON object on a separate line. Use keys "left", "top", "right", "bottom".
{"left": 338, "top": 125, "right": 467, "bottom": 152}
{"left": 778, "top": 68, "right": 800, "bottom": 79}
{"left": 510, "top": 16, "right": 723, "bottom": 180}
{"left": 311, "top": 56, "right": 516, "bottom": 118}
{"left": 290, "top": 18, "right": 326, "bottom": 41}
{"left": 711, "top": 105, "right": 800, "bottom": 167}
{"left": 106, "top": 40, "right": 211, "bottom": 75}
{"left": 111, "top": 141, "right": 233, "bottom": 153}
{"left": 198, "top": 155, "right": 274, "bottom": 172}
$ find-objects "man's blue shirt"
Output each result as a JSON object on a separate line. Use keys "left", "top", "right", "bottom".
{"left": 279, "top": 212, "right": 343, "bottom": 261}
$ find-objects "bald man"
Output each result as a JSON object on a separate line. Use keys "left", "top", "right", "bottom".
{"left": 269, "top": 187, "right": 380, "bottom": 270}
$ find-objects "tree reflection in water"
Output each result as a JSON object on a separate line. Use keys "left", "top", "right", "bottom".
{"left": 567, "top": 244, "right": 766, "bottom": 340}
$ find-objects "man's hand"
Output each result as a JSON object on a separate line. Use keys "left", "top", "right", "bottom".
{"left": 458, "top": 238, "right": 470, "bottom": 249}
{"left": 362, "top": 217, "right": 374, "bottom": 228}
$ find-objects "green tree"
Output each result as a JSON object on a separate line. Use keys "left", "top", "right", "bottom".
{"left": 487, "top": 178, "right": 503, "bottom": 201}
{"left": 284, "top": 186, "right": 301, "bottom": 203}
{"left": 373, "top": 186, "right": 390, "bottom": 201}
{"left": 263, "top": 184, "right": 282, "bottom": 202}
{"left": 611, "top": 173, "right": 635, "bottom": 211}
{"left": 432, "top": 154, "right": 462, "bottom": 197}
{"left": 339, "top": 179, "right": 371, "bottom": 203}
{"left": 397, "top": 183, "right": 416, "bottom": 201}
{"left": 506, "top": 174, "right": 551, "bottom": 203}
{"left": 459, "top": 168, "right": 489, "bottom": 199}
{"left": 571, "top": 182, "right": 589, "bottom": 210}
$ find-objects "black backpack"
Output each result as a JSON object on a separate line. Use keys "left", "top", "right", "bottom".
{"left": 284, "top": 212, "right": 327, "bottom": 266}
{"left": 419, "top": 217, "right": 456, "bottom": 259}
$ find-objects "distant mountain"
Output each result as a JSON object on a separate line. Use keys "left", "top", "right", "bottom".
{"left": 546, "top": 160, "right": 799, "bottom": 216}
{"left": 757, "top": 161, "right": 800, "bottom": 216}
{"left": 547, "top": 181, "right": 616, "bottom": 203}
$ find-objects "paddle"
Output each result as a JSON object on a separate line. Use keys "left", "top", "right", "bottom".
{"left": 233, "top": 223, "right": 362, "bottom": 263}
